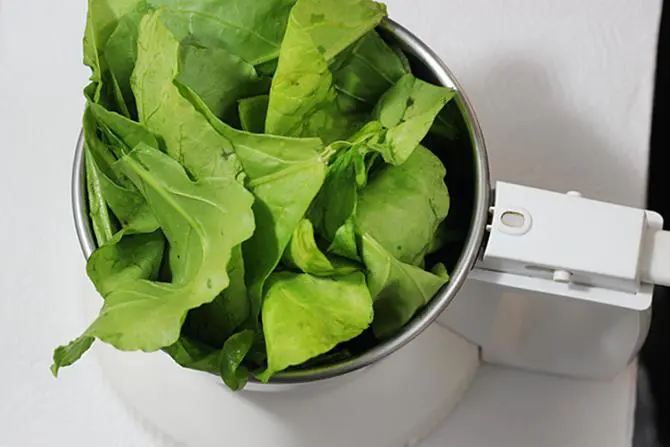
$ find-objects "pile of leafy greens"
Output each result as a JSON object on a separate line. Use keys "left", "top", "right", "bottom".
{"left": 52, "top": 0, "right": 459, "bottom": 391}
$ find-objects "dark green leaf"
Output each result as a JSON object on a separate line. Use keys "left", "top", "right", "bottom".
{"left": 51, "top": 336, "right": 95, "bottom": 377}
{"left": 219, "top": 329, "right": 255, "bottom": 391}
{"left": 163, "top": 336, "right": 220, "bottom": 374}
{"left": 238, "top": 95, "right": 269, "bottom": 133}
{"left": 176, "top": 45, "right": 266, "bottom": 122}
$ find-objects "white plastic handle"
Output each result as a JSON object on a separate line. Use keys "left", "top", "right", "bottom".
{"left": 640, "top": 229, "right": 670, "bottom": 287}
{"left": 475, "top": 181, "right": 669, "bottom": 310}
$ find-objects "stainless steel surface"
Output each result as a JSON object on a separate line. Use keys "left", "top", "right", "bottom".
{"left": 71, "top": 18, "right": 491, "bottom": 385}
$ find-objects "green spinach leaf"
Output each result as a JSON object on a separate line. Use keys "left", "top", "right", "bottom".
{"left": 82, "top": 143, "right": 254, "bottom": 353}
{"left": 239, "top": 95, "right": 269, "bottom": 133}
{"left": 283, "top": 219, "right": 359, "bottom": 276}
{"left": 184, "top": 245, "right": 249, "bottom": 347}
{"left": 176, "top": 45, "right": 267, "bottom": 123}
{"left": 181, "top": 86, "right": 329, "bottom": 324}
{"left": 265, "top": 0, "right": 387, "bottom": 141}
{"left": 332, "top": 31, "right": 408, "bottom": 113}
{"left": 369, "top": 74, "right": 455, "bottom": 165}
{"left": 361, "top": 234, "right": 447, "bottom": 338}
{"left": 163, "top": 336, "right": 220, "bottom": 374}
{"left": 257, "top": 272, "right": 373, "bottom": 381}
{"left": 355, "top": 145, "right": 450, "bottom": 265}
{"left": 219, "top": 329, "right": 256, "bottom": 391}
{"left": 132, "top": 11, "right": 242, "bottom": 179}
{"left": 149, "top": 0, "right": 296, "bottom": 65}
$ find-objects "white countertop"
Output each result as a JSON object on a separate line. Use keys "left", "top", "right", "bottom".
{"left": 0, "top": 0, "right": 661, "bottom": 445}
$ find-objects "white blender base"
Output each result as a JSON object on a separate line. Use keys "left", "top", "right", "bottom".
{"left": 79, "top": 279, "right": 480, "bottom": 447}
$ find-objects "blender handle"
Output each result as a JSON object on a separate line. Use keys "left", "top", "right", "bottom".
{"left": 640, "top": 229, "right": 670, "bottom": 287}
{"left": 473, "top": 181, "right": 669, "bottom": 309}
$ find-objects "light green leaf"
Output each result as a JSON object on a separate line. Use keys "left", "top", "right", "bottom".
{"left": 258, "top": 272, "right": 373, "bottom": 381}
{"left": 149, "top": 0, "right": 296, "bottom": 65}
{"left": 86, "top": 103, "right": 161, "bottom": 238}
{"left": 327, "top": 217, "right": 360, "bottom": 260}
{"left": 83, "top": 0, "right": 146, "bottom": 113}
{"left": 132, "top": 11, "right": 241, "bottom": 180}
{"left": 265, "top": 0, "right": 387, "bottom": 141}
{"left": 332, "top": 31, "right": 408, "bottom": 112}
{"left": 53, "top": 229, "right": 165, "bottom": 375}
{"left": 103, "top": 5, "right": 150, "bottom": 117}
{"left": 361, "top": 234, "right": 447, "bottom": 338}
{"left": 283, "top": 219, "right": 359, "bottom": 276}
{"left": 309, "top": 144, "right": 367, "bottom": 241}
{"left": 84, "top": 143, "right": 255, "bottom": 351}
{"left": 181, "top": 85, "right": 328, "bottom": 324}
{"left": 356, "top": 145, "right": 450, "bottom": 265}
{"left": 370, "top": 74, "right": 455, "bottom": 165}
{"left": 431, "top": 262, "right": 450, "bottom": 280}
{"left": 184, "top": 245, "right": 249, "bottom": 347}
{"left": 85, "top": 145, "right": 116, "bottom": 247}
{"left": 87, "top": 231, "right": 165, "bottom": 297}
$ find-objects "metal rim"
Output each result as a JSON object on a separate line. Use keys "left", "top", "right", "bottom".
{"left": 71, "top": 18, "right": 491, "bottom": 385}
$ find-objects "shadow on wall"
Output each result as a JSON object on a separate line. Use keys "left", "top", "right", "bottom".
{"left": 466, "top": 56, "right": 637, "bottom": 206}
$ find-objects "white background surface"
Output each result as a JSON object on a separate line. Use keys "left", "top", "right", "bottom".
{"left": 0, "top": 0, "right": 661, "bottom": 445}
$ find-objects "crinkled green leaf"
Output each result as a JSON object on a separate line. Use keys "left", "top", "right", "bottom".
{"left": 87, "top": 231, "right": 165, "bottom": 297}
{"left": 265, "top": 0, "right": 387, "bottom": 141}
{"left": 82, "top": 143, "right": 254, "bottom": 352}
{"left": 219, "top": 329, "right": 255, "bottom": 391}
{"left": 86, "top": 103, "right": 161, "bottom": 238}
{"left": 149, "top": 0, "right": 296, "bottom": 65}
{"left": 332, "top": 31, "right": 408, "bottom": 112}
{"left": 52, "top": 231, "right": 165, "bottom": 374}
{"left": 369, "top": 74, "right": 455, "bottom": 165}
{"left": 83, "top": 0, "right": 146, "bottom": 114}
{"left": 361, "top": 234, "right": 447, "bottom": 339}
{"left": 163, "top": 336, "right": 220, "bottom": 375}
{"left": 309, "top": 144, "right": 367, "bottom": 241}
{"left": 132, "top": 11, "right": 241, "bottom": 179}
{"left": 51, "top": 336, "right": 96, "bottom": 378}
{"left": 283, "top": 219, "right": 359, "bottom": 276}
{"left": 356, "top": 145, "right": 450, "bottom": 265}
{"left": 327, "top": 217, "right": 360, "bottom": 260}
{"left": 176, "top": 45, "right": 267, "bottom": 122}
{"left": 184, "top": 246, "right": 249, "bottom": 347}
{"left": 258, "top": 272, "right": 373, "bottom": 381}
{"left": 85, "top": 146, "right": 116, "bottom": 247}
{"left": 181, "top": 85, "right": 328, "bottom": 325}
{"left": 103, "top": 5, "right": 150, "bottom": 117}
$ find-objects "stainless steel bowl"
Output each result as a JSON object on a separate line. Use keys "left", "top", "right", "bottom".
{"left": 72, "top": 18, "right": 491, "bottom": 386}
